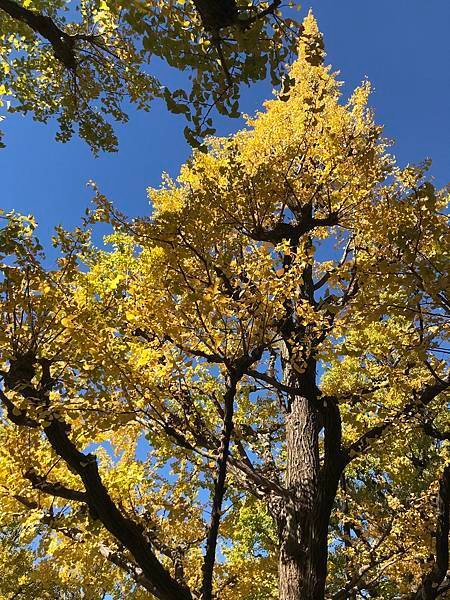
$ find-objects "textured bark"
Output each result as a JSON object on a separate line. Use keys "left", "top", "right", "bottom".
{"left": 278, "top": 363, "right": 323, "bottom": 600}
{"left": 277, "top": 362, "right": 343, "bottom": 600}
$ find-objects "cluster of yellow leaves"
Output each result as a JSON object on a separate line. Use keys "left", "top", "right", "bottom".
{"left": 0, "top": 0, "right": 303, "bottom": 150}
{"left": 0, "top": 12, "right": 448, "bottom": 597}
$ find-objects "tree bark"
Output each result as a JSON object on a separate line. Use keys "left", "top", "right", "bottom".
{"left": 277, "top": 362, "right": 327, "bottom": 599}
{"left": 276, "top": 356, "right": 344, "bottom": 600}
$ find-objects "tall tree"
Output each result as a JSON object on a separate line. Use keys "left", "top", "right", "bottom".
{"left": 0, "top": 0, "right": 300, "bottom": 152}
{"left": 0, "top": 13, "right": 448, "bottom": 599}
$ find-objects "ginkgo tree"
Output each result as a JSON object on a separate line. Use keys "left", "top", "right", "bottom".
{"left": 0, "top": 0, "right": 301, "bottom": 151}
{"left": 0, "top": 12, "right": 449, "bottom": 600}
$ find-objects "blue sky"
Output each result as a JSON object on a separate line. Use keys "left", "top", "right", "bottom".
{"left": 1, "top": 0, "right": 449, "bottom": 250}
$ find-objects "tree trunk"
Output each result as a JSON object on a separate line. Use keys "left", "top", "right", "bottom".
{"left": 277, "top": 364, "right": 330, "bottom": 600}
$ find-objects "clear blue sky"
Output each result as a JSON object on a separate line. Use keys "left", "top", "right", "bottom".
{"left": 1, "top": 1, "right": 449, "bottom": 249}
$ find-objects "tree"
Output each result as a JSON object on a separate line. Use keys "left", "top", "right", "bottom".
{"left": 0, "top": 12, "right": 449, "bottom": 600}
{"left": 0, "top": 0, "right": 300, "bottom": 152}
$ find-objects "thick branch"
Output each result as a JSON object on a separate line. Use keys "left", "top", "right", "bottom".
{"left": 0, "top": 0, "right": 101, "bottom": 70}
{"left": 322, "top": 395, "right": 343, "bottom": 471}
{"left": 228, "top": 456, "right": 286, "bottom": 499}
{"left": 15, "top": 484, "right": 159, "bottom": 597}
{"left": 1, "top": 354, "right": 192, "bottom": 600}
{"left": 0, "top": 388, "right": 38, "bottom": 427}
{"left": 421, "top": 420, "right": 450, "bottom": 441}
{"left": 43, "top": 419, "right": 192, "bottom": 600}
{"left": 99, "top": 544, "right": 160, "bottom": 596}
{"left": 436, "top": 580, "right": 450, "bottom": 597}
{"left": 192, "top": 0, "right": 282, "bottom": 32}
{"left": 0, "top": 0, "right": 78, "bottom": 68}
{"left": 193, "top": 0, "right": 238, "bottom": 31}
{"left": 246, "top": 368, "right": 322, "bottom": 410}
{"left": 241, "top": 0, "right": 282, "bottom": 28}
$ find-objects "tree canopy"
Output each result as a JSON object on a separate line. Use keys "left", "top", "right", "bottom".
{"left": 0, "top": 11, "right": 449, "bottom": 600}
{"left": 0, "top": 0, "right": 300, "bottom": 152}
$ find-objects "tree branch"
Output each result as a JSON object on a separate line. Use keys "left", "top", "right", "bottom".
{"left": 24, "top": 468, "right": 88, "bottom": 504}
{"left": 421, "top": 420, "right": 450, "bottom": 441}
{"left": 14, "top": 485, "right": 160, "bottom": 598}
{"left": 0, "top": 388, "right": 38, "bottom": 427}
{"left": 192, "top": 0, "right": 283, "bottom": 32}
{"left": 1, "top": 354, "right": 192, "bottom": 600}
{"left": 43, "top": 420, "right": 191, "bottom": 600}
{"left": 248, "top": 213, "right": 339, "bottom": 244}
{"left": 0, "top": 0, "right": 102, "bottom": 70}
{"left": 408, "top": 465, "right": 450, "bottom": 600}
{"left": 0, "top": 0, "right": 78, "bottom": 69}
{"left": 322, "top": 395, "right": 343, "bottom": 471}
{"left": 201, "top": 373, "right": 238, "bottom": 600}
{"left": 239, "top": 0, "right": 282, "bottom": 28}
{"left": 193, "top": 0, "right": 238, "bottom": 31}
{"left": 99, "top": 544, "right": 161, "bottom": 596}
{"left": 344, "top": 379, "right": 449, "bottom": 465}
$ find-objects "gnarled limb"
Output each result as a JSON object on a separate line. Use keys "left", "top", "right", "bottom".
{"left": 24, "top": 468, "right": 88, "bottom": 504}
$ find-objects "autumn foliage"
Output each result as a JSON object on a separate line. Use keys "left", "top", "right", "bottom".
{"left": 0, "top": 0, "right": 300, "bottom": 151}
{"left": 0, "top": 12, "right": 448, "bottom": 600}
